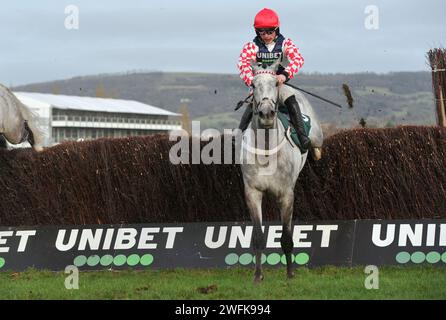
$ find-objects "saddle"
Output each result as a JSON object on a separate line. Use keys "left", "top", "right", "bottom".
{"left": 277, "top": 105, "right": 311, "bottom": 152}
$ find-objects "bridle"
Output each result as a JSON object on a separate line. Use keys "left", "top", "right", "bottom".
{"left": 251, "top": 70, "right": 280, "bottom": 116}
{"left": 243, "top": 70, "right": 290, "bottom": 156}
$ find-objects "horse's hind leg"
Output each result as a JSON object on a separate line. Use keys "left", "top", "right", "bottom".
{"left": 24, "top": 121, "right": 43, "bottom": 152}
{"left": 279, "top": 191, "right": 295, "bottom": 279}
{"left": 245, "top": 188, "right": 265, "bottom": 283}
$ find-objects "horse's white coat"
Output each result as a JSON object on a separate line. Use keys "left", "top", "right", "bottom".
{"left": 240, "top": 60, "right": 322, "bottom": 280}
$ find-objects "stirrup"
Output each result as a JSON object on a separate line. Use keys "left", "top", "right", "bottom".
{"left": 311, "top": 147, "right": 322, "bottom": 161}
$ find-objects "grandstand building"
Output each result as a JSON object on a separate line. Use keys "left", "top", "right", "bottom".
{"left": 14, "top": 92, "right": 182, "bottom": 146}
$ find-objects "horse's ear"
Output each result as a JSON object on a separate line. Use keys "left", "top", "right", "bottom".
{"left": 250, "top": 60, "right": 261, "bottom": 74}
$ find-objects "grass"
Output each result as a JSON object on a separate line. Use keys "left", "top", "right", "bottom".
{"left": 1, "top": 266, "right": 445, "bottom": 300}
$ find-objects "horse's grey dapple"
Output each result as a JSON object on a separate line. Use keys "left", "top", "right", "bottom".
{"left": 240, "top": 60, "right": 323, "bottom": 282}
{"left": 0, "top": 84, "right": 44, "bottom": 152}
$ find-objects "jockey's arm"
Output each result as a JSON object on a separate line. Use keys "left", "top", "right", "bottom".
{"left": 237, "top": 42, "right": 257, "bottom": 87}
{"left": 282, "top": 38, "right": 304, "bottom": 81}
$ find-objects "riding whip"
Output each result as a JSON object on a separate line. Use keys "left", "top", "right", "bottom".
{"left": 284, "top": 83, "right": 344, "bottom": 109}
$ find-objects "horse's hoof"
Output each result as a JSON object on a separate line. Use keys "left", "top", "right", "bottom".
{"left": 33, "top": 145, "right": 44, "bottom": 152}
{"left": 254, "top": 275, "right": 264, "bottom": 284}
{"left": 312, "top": 147, "right": 322, "bottom": 161}
{"left": 287, "top": 272, "right": 295, "bottom": 279}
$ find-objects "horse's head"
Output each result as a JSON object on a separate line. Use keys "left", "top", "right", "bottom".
{"left": 251, "top": 60, "right": 280, "bottom": 129}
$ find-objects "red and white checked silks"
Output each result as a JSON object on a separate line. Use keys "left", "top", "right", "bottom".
{"left": 237, "top": 38, "right": 304, "bottom": 87}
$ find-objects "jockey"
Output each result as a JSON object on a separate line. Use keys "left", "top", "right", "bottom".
{"left": 237, "top": 8, "right": 311, "bottom": 151}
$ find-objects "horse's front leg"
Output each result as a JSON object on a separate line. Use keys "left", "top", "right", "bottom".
{"left": 279, "top": 191, "right": 295, "bottom": 279}
{"left": 245, "top": 187, "right": 265, "bottom": 283}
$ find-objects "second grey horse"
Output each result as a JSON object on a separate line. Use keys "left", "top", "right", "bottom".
{"left": 0, "top": 84, "right": 44, "bottom": 152}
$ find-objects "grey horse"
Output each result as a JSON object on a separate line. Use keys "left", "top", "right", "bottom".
{"left": 0, "top": 84, "right": 44, "bottom": 152}
{"left": 239, "top": 60, "right": 323, "bottom": 282}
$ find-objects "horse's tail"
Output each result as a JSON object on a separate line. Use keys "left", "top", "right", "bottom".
{"left": 15, "top": 97, "right": 45, "bottom": 152}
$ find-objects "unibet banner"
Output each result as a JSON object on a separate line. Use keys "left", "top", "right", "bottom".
{"left": 0, "top": 220, "right": 445, "bottom": 271}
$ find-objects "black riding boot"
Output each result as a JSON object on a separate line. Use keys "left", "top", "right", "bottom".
{"left": 238, "top": 104, "right": 253, "bottom": 132}
{"left": 284, "top": 95, "right": 311, "bottom": 151}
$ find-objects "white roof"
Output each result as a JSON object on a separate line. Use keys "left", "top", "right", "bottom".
{"left": 13, "top": 92, "right": 180, "bottom": 116}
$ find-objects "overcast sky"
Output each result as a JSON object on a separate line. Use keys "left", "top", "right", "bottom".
{"left": 1, "top": 0, "right": 445, "bottom": 86}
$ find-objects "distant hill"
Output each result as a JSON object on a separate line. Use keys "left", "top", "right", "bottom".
{"left": 13, "top": 71, "right": 436, "bottom": 132}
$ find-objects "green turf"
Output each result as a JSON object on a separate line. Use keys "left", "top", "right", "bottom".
{"left": 1, "top": 266, "right": 445, "bottom": 300}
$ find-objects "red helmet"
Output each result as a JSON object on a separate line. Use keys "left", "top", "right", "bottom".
{"left": 253, "top": 8, "right": 280, "bottom": 29}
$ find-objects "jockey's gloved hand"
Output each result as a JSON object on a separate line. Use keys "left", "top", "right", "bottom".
{"left": 276, "top": 74, "right": 287, "bottom": 85}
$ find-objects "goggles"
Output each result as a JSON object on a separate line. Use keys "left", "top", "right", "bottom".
{"left": 256, "top": 28, "right": 277, "bottom": 36}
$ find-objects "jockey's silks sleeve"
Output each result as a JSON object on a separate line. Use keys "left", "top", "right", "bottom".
{"left": 282, "top": 39, "right": 305, "bottom": 81}
{"left": 237, "top": 42, "right": 258, "bottom": 87}
{"left": 237, "top": 38, "right": 304, "bottom": 87}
